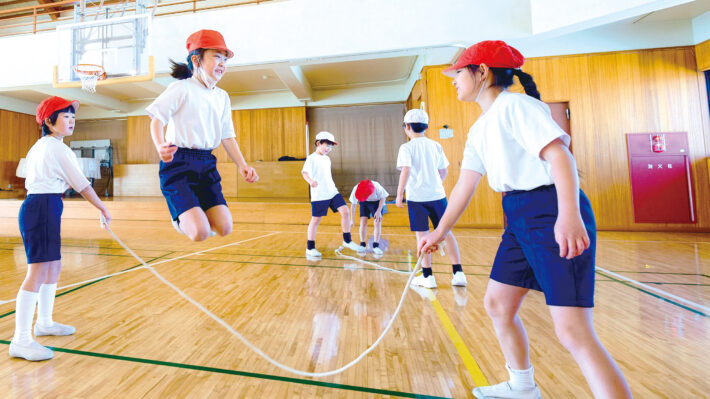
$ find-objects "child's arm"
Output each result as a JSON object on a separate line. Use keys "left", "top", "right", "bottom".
{"left": 150, "top": 118, "right": 178, "bottom": 162}
{"left": 396, "top": 167, "right": 409, "bottom": 208}
{"left": 438, "top": 168, "right": 448, "bottom": 180}
{"left": 374, "top": 197, "right": 386, "bottom": 222}
{"left": 79, "top": 186, "right": 112, "bottom": 226}
{"left": 540, "top": 138, "right": 589, "bottom": 259}
{"left": 222, "top": 138, "right": 258, "bottom": 183}
{"left": 302, "top": 171, "right": 318, "bottom": 187}
{"left": 418, "top": 169, "right": 482, "bottom": 255}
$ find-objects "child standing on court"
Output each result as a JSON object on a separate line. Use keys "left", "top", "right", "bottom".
{"left": 348, "top": 179, "right": 389, "bottom": 256}
{"left": 418, "top": 40, "right": 631, "bottom": 398}
{"left": 10, "top": 96, "right": 112, "bottom": 361}
{"left": 302, "top": 131, "right": 360, "bottom": 259}
{"left": 396, "top": 109, "right": 466, "bottom": 289}
{"left": 146, "top": 29, "right": 257, "bottom": 242}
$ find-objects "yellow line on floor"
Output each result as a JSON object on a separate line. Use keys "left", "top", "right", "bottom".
{"left": 409, "top": 252, "right": 489, "bottom": 387}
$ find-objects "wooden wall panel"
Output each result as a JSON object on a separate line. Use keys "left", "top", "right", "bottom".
{"left": 696, "top": 39, "right": 710, "bottom": 71}
{"left": 236, "top": 161, "right": 308, "bottom": 199}
{"left": 0, "top": 110, "right": 39, "bottom": 191}
{"left": 406, "top": 80, "right": 422, "bottom": 111}
{"left": 233, "top": 107, "right": 307, "bottom": 163}
{"left": 113, "top": 164, "right": 161, "bottom": 196}
{"left": 125, "top": 107, "right": 306, "bottom": 165}
{"left": 421, "top": 46, "right": 710, "bottom": 231}
{"left": 126, "top": 115, "right": 160, "bottom": 164}
{"left": 114, "top": 163, "right": 237, "bottom": 197}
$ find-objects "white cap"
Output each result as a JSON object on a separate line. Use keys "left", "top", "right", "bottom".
{"left": 403, "top": 109, "right": 429, "bottom": 124}
{"left": 315, "top": 131, "right": 337, "bottom": 145}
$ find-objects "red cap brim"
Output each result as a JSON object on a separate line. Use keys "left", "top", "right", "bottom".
{"left": 55, "top": 99, "right": 81, "bottom": 113}
{"left": 442, "top": 60, "right": 468, "bottom": 78}
{"left": 69, "top": 100, "right": 81, "bottom": 112}
{"left": 219, "top": 48, "right": 235, "bottom": 59}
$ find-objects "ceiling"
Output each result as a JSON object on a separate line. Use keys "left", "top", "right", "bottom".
{"left": 0, "top": 0, "right": 708, "bottom": 118}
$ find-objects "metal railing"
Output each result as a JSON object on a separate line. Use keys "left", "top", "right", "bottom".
{"left": 0, "top": 0, "right": 272, "bottom": 37}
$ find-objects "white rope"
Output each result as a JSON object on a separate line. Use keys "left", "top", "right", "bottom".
{"left": 99, "top": 218, "right": 424, "bottom": 378}
{"left": 334, "top": 247, "right": 410, "bottom": 275}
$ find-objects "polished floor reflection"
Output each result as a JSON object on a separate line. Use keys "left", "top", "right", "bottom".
{"left": 0, "top": 218, "right": 708, "bottom": 398}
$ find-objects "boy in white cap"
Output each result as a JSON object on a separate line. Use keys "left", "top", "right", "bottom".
{"left": 396, "top": 109, "right": 466, "bottom": 288}
{"left": 302, "top": 131, "right": 360, "bottom": 259}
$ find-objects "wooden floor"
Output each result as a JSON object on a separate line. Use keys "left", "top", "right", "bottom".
{"left": 0, "top": 208, "right": 708, "bottom": 398}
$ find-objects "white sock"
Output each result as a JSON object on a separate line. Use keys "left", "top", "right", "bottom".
{"left": 507, "top": 363, "right": 536, "bottom": 390}
{"left": 13, "top": 290, "right": 38, "bottom": 345}
{"left": 37, "top": 283, "right": 57, "bottom": 326}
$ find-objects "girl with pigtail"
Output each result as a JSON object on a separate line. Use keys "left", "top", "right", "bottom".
{"left": 418, "top": 41, "right": 632, "bottom": 399}
{"left": 146, "top": 29, "right": 258, "bottom": 241}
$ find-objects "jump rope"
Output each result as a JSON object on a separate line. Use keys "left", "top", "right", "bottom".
{"left": 4, "top": 217, "right": 434, "bottom": 378}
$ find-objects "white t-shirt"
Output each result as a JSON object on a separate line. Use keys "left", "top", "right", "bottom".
{"left": 24, "top": 136, "right": 91, "bottom": 194}
{"left": 461, "top": 90, "right": 571, "bottom": 192}
{"left": 348, "top": 181, "right": 389, "bottom": 204}
{"left": 145, "top": 77, "right": 236, "bottom": 150}
{"left": 396, "top": 137, "right": 449, "bottom": 202}
{"left": 302, "top": 152, "right": 340, "bottom": 201}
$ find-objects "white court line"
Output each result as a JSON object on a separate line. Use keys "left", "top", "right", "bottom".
{"left": 596, "top": 266, "right": 710, "bottom": 314}
{"left": 0, "top": 232, "right": 278, "bottom": 305}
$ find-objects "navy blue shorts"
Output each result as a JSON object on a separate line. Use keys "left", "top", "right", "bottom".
{"left": 159, "top": 147, "right": 227, "bottom": 221}
{"left": 311, "top": 193, "right": 346, "bottom": 217}
{"left": 18, "top": 194, "right": 63, "bottom": 264}
{"left": 359, "top": 201, "right": 387, "bottom": 219}
{"left": 491, "top": 185, "right": 596, "bottom": 307}
{"left": 407, "top": 198, "right": 447, "bottom": 231}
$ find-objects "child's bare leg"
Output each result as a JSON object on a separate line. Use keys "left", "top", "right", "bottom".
{"left": 359, "top": 217, "right": 368, "bottom": 244}
{"left": 307, "top": 216, "right": 322, "bottom": 241}
{"left": 205, "top": 205, "right": 232, "bottom": 236}
{"left": 178, "top": 207, "right": 212, "bottom": 241}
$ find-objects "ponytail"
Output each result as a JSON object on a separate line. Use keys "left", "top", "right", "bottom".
{"left": 467, "top": 65, "right": 541, "bottom": 100}
{"left": 169, "top": 49, "right": 205, "bottom": 80}
{"left": 513, "top": 69, "right": 540, "bottom": 100}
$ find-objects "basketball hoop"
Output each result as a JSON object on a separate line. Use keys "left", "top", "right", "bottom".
{"left": 73, "top": 64, "right": 106, "bottom": 93}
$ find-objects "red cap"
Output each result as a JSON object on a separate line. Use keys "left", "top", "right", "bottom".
{"left": 355, "top": 180, "right": 375, "bottom": 202}
{"left": 36, "top": 96, "right": 80, "bottom": 125}
{"left": 186, "top": 29, "right": 234, "bottom": 59}
{"left": 443, "top": 40, "right": 524, "bottom": 77}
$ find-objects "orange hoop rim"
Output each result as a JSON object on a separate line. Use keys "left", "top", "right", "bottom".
{"left": 73, "top": 64, "right": 107, "bottom": 80}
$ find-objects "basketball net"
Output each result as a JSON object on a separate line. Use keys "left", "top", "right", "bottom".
{"left": 73, "top": 64, "right": 106, "bottom": 93}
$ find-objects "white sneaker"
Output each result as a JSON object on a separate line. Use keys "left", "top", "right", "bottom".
{"left": 473, "top": 381, "right": 542, "bottom": 399}
{"left": 34, "top": 322, "right": 75, "bottom": 336}
{"left": 372, "top": 247, "right": 383, "bottom": 256}
{"left": 411, "top": 274, "right": 437, "bottom": 289}
{"left": 341, "top": 241, "right": 361, "bottom": 251}
{"left": 451, "top": 271, "right": 467, "bottom": 287}
{"left": 305, "top": 248, "right": 322, "bottom": 259}
{"left": 357, "top": 245, "right": 367, "bottom": 256}
{"left": 171, "top": 219, "right": 184, "bottom": 235}
{"left": 9, "top": 340, "right": 53, "bottom": 361}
